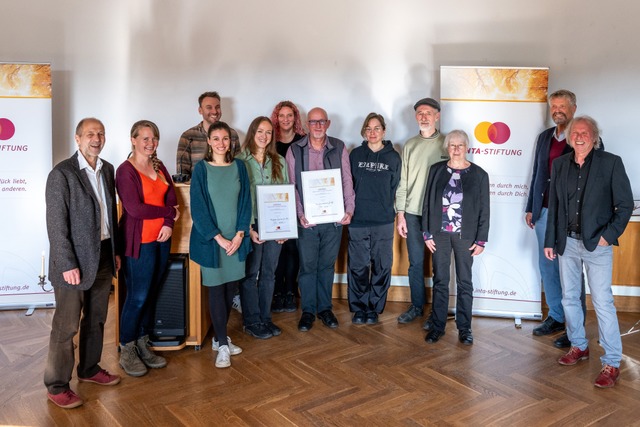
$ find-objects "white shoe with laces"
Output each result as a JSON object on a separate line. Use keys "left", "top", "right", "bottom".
{"left": 232, "top": 294, "right": 242, "bottom": 313}
{"left": 215, "top": 345, "right": 231, "bottom": 368}
{"left": 212, "top": 336, "right": 243, "bottom": 355}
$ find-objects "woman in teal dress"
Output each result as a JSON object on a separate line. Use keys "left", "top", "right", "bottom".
{"left": 189, "top": 121, "right": 252, "bottom": 369}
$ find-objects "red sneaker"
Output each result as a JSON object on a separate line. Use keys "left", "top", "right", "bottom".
{"left": 47, "top": 389, "right": 84, "bottom": 409}
{"left": 78, "top": 369, "right": 121, "bottom": 386}
{"left": 558, "top": 346, "right": 589, "bottom": 365}
{"left": 594, "top": 364, "right": 620, "bottom": 388}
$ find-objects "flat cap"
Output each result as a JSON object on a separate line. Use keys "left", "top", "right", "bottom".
{"left": 413, "top": 97, "right": 440, "bottom": 112}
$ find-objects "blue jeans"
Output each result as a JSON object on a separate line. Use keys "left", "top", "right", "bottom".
{"left": 119, "top": 239, "right": 171, "bottom": 344}
{"left": 44, "top": 239, "right": 114, "bottom": 394}
{"left": 405, "top": 213, "right": 427, "bottom": 308}
{"left": 240, "top": 224, "right": 283, "bottom": 325}
{"left": 559, "top": 237, "right": 622, "bottom": 367}
{"left": 297, "top": 223, "right": 342, "bottom": 314}
{"left": 535, "top": 208, "right": 564, "bottom": 322}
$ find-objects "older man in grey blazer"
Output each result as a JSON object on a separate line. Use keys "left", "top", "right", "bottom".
{"left": 44, "top": 118, "right": 121, "bottom": 409}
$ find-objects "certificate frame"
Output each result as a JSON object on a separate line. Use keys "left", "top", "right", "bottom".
{"left": 301, "top": 168, "right": 345, "bottom": 225}
{"left": 256, "top": 184, "right": 298, "bottom": 241}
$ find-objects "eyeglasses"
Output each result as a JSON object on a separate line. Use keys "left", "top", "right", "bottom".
{"left": 365, "top": 127, "right": 383, "bottom": 133}
{"left": 308, "top": 120, "right": 328, "bottom": 127}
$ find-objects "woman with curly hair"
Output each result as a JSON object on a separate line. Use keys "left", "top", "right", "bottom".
{"left": 269, "top": 101, "right": 306, "bottom": 312}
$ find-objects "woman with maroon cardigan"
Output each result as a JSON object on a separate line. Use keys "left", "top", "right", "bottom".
{"left": 116, "top": 120, "right": 180, "bottom": 377}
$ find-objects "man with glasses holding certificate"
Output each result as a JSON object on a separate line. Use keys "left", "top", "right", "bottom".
{"left": 285, "top": 107, "right": 355, "bottom": 332}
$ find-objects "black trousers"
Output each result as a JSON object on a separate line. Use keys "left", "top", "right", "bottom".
{"left": 431, "top": 232, "right": 475, "bottom": 332}
{"left": 347, "top": 223, "right": 394, "bottom": 314}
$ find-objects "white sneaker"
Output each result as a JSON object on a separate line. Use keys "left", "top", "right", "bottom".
{"left": 212, "top": 336, "right": 243, "bottom": 355}
{"left": 232, "top": 294, "right": 242, "bottom": 313}
{"left": 215, "top": 345, "right": 231, "bottom": 368}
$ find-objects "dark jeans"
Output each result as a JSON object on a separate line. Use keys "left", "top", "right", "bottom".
{"left": 44, "top": 239, "right": 113, "bottom": 394}
{"left": 274, "top": 238, "right": 299, "bottom": 296}
{"left": 405, "top": 213, "right": 427, "bottom": 308}
{"left": 208, "top": 281, "right": 236, "bottom": 346}
{"left": 240, "top": 224, "right": 283, "bottom": 325}
{"left": 119, "top": 239, "right": 171, "bottom": 344}
{"left": 297, "top": 223, "right": 342, "bottom": 314}
{"left": 347, "top": 223, "right": 394, "bottom": 314}
{"left": 431, "top": 232, "right": 474, "bottom": 332}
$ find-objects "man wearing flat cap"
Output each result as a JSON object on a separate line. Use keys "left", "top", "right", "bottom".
{"left": 395, "top": 98, "right": 448, "bottom": 324}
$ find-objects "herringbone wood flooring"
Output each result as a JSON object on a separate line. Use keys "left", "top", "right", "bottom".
{"left": 1, "top": 296, "right": 640, "bottom": 426}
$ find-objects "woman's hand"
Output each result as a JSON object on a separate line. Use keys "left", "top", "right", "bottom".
{"left": 226, "top": 234, "right": 243, "bottom": 256}
{"left": 173, "top": 205, "right": 181, "bottom": 221}
{"left": 157, "top": 225, "right": 173, "bottom": 242}
{"left": 250, "top": 229, "right": 264, "bottom": 245}
{"left": 469, "top": 243, "right": 484, "bottom": 256}
{"left": 276, "top": 239, "right": 287, "bottom": 244}
{"left": 214, "top": 234, "right": 232, "bottom": 252}
{"left": 425, "top": 239, "right": 436, "bottom": 253}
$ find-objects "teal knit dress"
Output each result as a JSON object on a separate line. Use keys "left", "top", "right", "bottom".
{"left": 200, "top": 162, "right": 246, "bottom": 286}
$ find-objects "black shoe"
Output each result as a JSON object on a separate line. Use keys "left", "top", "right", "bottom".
{"left": 352, "top": 311, "right": 366, "bottom": 325}
{"left": 422, "top": 318, "right": 434, "bottom": 331}
{"left": 459, "top": 329, "right": 473, "bottom": 345}
{"left": 365, "top": 312, "right": 379, "bottom": 325}
{"left": 271, "top": 294, "right": 284, "bottom": 313}
{"left": 318, "top": 310, "right": 339, "bottom": 329}
{"left": 533, "top": 316, "right": 565, "bottom": 336}
{"left": 283, "top": 292, "right": 297, "bottom": 312}
{"left": 265, "top": 321, "right": 282, "bottom": 337}
{"left": 298, "top": 312, "right": 315, "bottom": 332}
{"left": 397, "top": 305, "right": 423, "bottom": 324}
{"left": 553, "top": 333, "right": 571, "bottom": 348}
{"left": 244, "top": 323, "right": 273, "bottom": 339}
{"left": 425, "top": 329, "right": 445, "bottom": 343}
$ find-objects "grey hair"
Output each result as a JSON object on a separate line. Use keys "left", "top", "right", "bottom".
{"left": 443, "top": 129, "right": 470, "bottom": 149}
{"left": 567, "top": 115, "right": 601, "bottom": 149}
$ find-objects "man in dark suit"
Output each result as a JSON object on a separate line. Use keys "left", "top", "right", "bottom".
{"left": 44, "top": 118, "right": 121, "bottom": 408}
{"left": 525, "top": 90, "right": 579, "bottom": 347}
{"left": 544, "top": 116, "right": 633, "bottom": 388}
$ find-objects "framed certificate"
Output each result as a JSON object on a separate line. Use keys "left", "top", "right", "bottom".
{"left": 256, "top": 184, "right": 298, "bottom": 240}
{"left": 301, "top": 168, "right": 345, "bottom": 224}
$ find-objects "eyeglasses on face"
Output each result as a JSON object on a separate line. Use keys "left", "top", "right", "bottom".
{"left": 308, "top": 120, "right": 328, "bottom": 127}
{"left": 365, "top": 127, "right": 383, "bottom": 133}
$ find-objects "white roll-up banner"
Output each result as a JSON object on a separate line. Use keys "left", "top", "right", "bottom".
{"left": 440, "top": 66, "right": 548, "bottom": 320}
{"left": 0, "top": 63, "right": 54, "bottom": 310}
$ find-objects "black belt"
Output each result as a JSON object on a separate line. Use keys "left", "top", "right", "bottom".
{"left": 567, "top": 231, "right": 581, "bottom": 240}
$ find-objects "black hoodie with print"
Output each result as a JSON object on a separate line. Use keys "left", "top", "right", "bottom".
{"left": 349, "top": 140, "right": 401, "bottom": 227}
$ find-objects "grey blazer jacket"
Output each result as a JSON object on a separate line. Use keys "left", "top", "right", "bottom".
{"left": 45, "top": 152, "right": 118, "bottom": 290}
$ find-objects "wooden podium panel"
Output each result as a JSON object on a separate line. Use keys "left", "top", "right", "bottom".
{"left": 115, "top": 183, "right": 211, "bottom": 350}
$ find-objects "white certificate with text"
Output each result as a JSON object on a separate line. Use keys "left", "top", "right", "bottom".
{"left": 301, "top": 168, "right": 344, "bottom": 224}
{"left": 256, "top": 184, "right": 298, "bottom": 240}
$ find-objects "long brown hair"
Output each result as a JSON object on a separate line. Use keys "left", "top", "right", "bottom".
{"left": 242, "top": 117, "right": 284, "bottom": 183}
{"left": 205, "top": 121, "right": 235, "bottom": 164}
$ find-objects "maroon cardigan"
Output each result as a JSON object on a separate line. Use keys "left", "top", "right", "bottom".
{"left": 115, "top": 159, "right": 178, "bottom": 259}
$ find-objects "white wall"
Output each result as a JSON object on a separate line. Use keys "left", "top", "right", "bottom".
{"left": 2, "top": 0, "right": 639, "bottom": 197}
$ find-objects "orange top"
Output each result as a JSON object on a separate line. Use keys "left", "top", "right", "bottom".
{"left": 139, "top": 171, "right": 169, "bottom": 243}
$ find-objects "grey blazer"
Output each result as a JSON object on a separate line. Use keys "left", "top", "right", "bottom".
{"left": 45, "top": 152, "right": 118, "bottom": 290}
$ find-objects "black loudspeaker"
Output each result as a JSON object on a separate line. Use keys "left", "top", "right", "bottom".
{"left": 150, "top": 254, "right": 187, "bottom": 346}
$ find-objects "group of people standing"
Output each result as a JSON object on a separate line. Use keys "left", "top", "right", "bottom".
{"left": 43, "top": 88, "right": 633, "bottom": 409}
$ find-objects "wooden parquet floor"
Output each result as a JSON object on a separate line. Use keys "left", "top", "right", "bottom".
{"left": 1, "top": 296, "right": 640, "bottom": 426}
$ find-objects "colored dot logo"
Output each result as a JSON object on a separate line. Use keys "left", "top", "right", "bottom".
{"left": 474, "top": 121, "right": 510, "bottom": 144}
{"left": 0, "top": 118, "right": 16, "bottom": 140}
